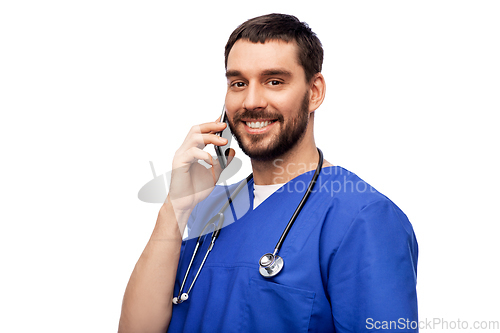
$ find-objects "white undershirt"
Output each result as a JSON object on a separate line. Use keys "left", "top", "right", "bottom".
{"left": 182, "top": 182, "right": 285, "bottom": 240}
{"left": 253, "top": 183, "right": 285, "bottom": 209}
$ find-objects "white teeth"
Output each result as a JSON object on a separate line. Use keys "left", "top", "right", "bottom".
{"left": 246, "top": 121, "right": 272, "bottom": 129}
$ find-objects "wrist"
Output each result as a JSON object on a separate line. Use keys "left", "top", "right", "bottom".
{"left": 165, "top": 195, "right": 195, "bottom": 220}
{"left": 158, "top": 196, "right": 193, "bottom": 238}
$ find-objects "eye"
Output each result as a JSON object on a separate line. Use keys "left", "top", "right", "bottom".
{"left": 231, "top": 81, "right": 246, "bottom": 88}
{"left": 268, "top": 80, "right": 283, "bottom": 86}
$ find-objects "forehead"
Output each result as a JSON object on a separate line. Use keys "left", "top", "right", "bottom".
{"left": 226, "top": 39, "right": 304, "bottom": 77}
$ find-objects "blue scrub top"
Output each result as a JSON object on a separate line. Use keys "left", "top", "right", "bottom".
{"left": 168, "top": 166, "right": 418, "bottom": 333}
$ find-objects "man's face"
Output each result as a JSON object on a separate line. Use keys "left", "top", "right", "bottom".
{"left": 225, "top": 40, "right": 311, "bottom": 161}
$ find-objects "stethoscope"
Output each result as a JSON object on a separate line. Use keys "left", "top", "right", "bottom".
{"left": 172, "top": 148, "right": 323, "bottom": 304}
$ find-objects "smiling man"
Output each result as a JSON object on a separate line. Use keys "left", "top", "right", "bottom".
{"left": 119, "top": 14, "right": 418, "bottom": 333}
{"left": 225, "top": 40, "right": 314, "bottom": 164}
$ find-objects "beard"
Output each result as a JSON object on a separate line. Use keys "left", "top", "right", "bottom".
{"left": 228, "top": 92, "right": 310, "bottom": 162}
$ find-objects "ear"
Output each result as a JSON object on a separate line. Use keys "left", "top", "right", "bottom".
{"left": 308, "top": 73, "right": 326, "bottom": 113}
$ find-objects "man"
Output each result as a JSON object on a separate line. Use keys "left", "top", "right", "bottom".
{"left": 119, "top": 13, "right": 418, "bottom": 332}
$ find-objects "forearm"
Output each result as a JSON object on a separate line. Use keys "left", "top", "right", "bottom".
{"left": 119, "top": 200, "right": 188, "bottom": 333}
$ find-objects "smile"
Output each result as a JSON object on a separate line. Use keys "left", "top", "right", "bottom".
{"left": 245, "top": 120, "right": 274, "bottom": 129}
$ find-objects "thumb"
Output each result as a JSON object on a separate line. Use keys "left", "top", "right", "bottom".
{"left": 225, "top": 148, "right": 236, "bottom": 166}
{"left": 212, "top": 149, "right": 236, "bottom": 183}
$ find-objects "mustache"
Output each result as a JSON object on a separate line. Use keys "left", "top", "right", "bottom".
{"left": 233, "top": 110, "right": 284, "bottom": 123}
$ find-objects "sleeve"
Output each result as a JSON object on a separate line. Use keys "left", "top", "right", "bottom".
{"left": 327, "top": 199, "right": 419, "bottom": 332}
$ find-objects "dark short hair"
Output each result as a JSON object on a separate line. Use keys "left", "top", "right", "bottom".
{"left": 224, "top": 13, "right": 323, "bottom": 82}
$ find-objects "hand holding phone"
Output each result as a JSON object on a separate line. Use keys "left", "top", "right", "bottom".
{"left": 215, "top": 105, "right": 232, "bottom": 169}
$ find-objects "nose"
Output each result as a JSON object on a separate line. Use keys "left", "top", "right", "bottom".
{"left": 243, "top": 83, "right": 267, "bottom": 111}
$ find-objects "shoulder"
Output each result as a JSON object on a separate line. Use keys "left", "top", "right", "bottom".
{"left": 311, "top": 166, "right": 395, "bottom": 214}
{"left": 313, "top": 166, "right": 415, "bottom": 243}
{"left": 319, "top": 170, "right": 419, "bottom": 332}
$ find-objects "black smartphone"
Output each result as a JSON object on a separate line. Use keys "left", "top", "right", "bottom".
{"left": 215, "top": 105, "right": 232, "bottom": 169}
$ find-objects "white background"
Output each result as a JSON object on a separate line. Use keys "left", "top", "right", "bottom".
{"left": 1, "top": 1, "right": 499, "bottom": 332}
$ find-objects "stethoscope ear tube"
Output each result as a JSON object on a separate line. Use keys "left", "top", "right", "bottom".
{"left": 174, "top": 212, "right": 225, "bottom": 304}
{"left": 173, "top": 175, "right": 252, "bottom": 304}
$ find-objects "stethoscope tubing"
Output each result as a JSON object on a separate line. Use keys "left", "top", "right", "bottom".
{"left": 173, "top": 174, "right": 252, "bottom": 304}
{"left": 273, "top": 148, "right": 323, "bottom": 254}
{"left": 173, "top": 148, "right": 323, "bottom": 304}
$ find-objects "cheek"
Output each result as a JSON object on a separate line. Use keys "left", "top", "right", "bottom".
{"left": 224, "top": 92, "right": 242, "bottom": 110}
{"left": 224, "top": 96, "right": 238, "bottom": 121}
{"left": 269, "top": 90, "right": 305, "bottom": 114}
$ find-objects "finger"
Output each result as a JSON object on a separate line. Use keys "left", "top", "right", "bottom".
{"left": 174, "top": 146, "right": 216, "bottom": 169}
{"left": 194, "top": 121, "right": 226, "bottom": 135}
{"left": 211, "top": 148, "right": 237, "bottom": 181}
{"left": 226, "top": 148, "right": 236, "bottom": 166}
{"left": 208, "top": 121, "right": 226, "bottom": 135}
{"left": 208, "top": 154, "right": 217, "bottom": 185}
{"left": 211, "top": 157, "right": 223, "bottom": 179}
{"left": 210, "top": 116, "right": 229, "bottom": 134}
{"left": 182, "top": 123, "right": 226, "bottom": 147}
{"left": 201, "top": 133, "right": 228, "bottom": 146}
{"left": 202, "top": 152, "right": 217, "bottom": 167}
{"left": 184, "top": 132, "right": 228, "bottom": 149}
{"left": 184, "top": 121, "right": 226, "bottom": 142}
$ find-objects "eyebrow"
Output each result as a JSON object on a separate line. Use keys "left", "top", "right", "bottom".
{"left": 225, "top": 68, "right": 293, "bottom": 78}
{"left": 225, "top": 70, "right": 242, "bottom": 78}
{"left": 261, "top": 69, "right": 292, "bottom": 77}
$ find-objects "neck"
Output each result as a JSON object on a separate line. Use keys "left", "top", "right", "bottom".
{"left": 251, "top": 135, "right": 321, "bottom": 185}
{"left": 249, "top": 115, "right": 332, "bottom": 185}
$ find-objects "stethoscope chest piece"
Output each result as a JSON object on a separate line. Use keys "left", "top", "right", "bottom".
{"left": 259, "top": 253, "right": 284, "bottom": 278}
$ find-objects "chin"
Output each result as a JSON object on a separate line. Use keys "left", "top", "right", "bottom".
{"left": 238, "top": 138, "right": 300, "bottom": 162}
